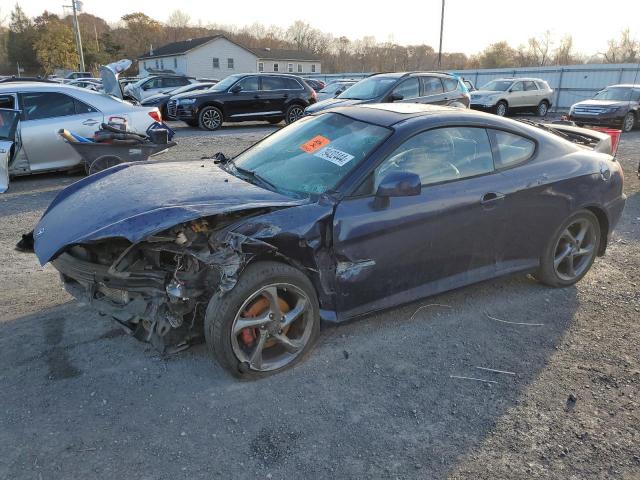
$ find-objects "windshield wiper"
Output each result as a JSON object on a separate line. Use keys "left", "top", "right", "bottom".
{"left": 233, "top": 164, "right": 279, "bottom": 192}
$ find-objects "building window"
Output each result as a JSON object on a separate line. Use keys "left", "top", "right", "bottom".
{"left": 143, "top": 61, "right": 147, "bottom": 69}
{"left": 311, "top": 64, "right": 316, "bottom": 73}
{"left": 273, "top": 63, "right": 279, "bottom": 72}
{"left": 173, "top": 58, "right": 177, "bottom": 69}
{"left": 228, "top": 58, "right": 234, "bottom": 69}
{"left": 288, "top": 63, "right": 293, "bottom": 73}
{"left": 297, "top": 64, "right": 303, "bottom": 73}
{"left": 212, "top": 58, "right": 219, "bottom": 69}
{"left": 160, "top": 59, "right": 164, "bottom": 69}
{"left": 258, "top": 62, "right": 264, "bottom": 72}
{"left": 155, "top": 59, "right": 159, "bottom": 69}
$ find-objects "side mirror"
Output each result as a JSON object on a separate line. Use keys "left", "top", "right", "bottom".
{"left": 334, "top": 89, "right": 343, "bottom": 97}
{"left": 374, "top": 171, "right": 421, "bottom": 208}
{"left": 389, "top": 93, "right": 404, "bottom": 102}
{"left": 230, "top": 84, "right": 242, "bottom": 94}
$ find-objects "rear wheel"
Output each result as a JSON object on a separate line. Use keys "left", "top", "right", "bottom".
{"left": 622, "top": 112, "right": 635, "bottom": 132}
{"left": 204, "top": 261, "right": 320, "bottom": 379}
{"left": 285, "top": 104, "right": 305, "bottom": 124}
{"left": 537, "top": 100, "right": 550, "bottom": 117}
{"left": 495, "top": 101, "right": 508, "bottom": 117}
{"left": 535, "top": 210, "right": 600, "bottom": 287}
{"left": 199, "top": 106, "right": 223, "bottom": 131}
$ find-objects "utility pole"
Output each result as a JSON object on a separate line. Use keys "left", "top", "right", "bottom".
{"left": 70, "top": 0, "right": 85, "bottom": 72}
{"left": 437, "top": 0, "right": 445, "bottom": 69}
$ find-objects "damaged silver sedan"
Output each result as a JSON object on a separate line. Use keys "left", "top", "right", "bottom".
{"left": 30, "top": 104, "right": 626, "bottom": 378}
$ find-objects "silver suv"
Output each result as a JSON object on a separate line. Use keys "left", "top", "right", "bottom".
{"left": 470, "top": 78, "right": 553, "bottom": 117}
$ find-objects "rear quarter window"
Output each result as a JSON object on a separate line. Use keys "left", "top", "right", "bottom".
{"left": 283, "top": 78, "right": 303, "bottom": 90}
{"left": 491, "top": 130, "right": 536, "bottom": 168}
{"left": 442, "top": 77, "right": 459, "bottom": 92}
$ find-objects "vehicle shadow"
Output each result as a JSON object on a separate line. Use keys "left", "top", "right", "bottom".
{"left": 0, "top": 272, "right": 579, "bottom": 479}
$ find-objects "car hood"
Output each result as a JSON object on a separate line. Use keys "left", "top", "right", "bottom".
{"left": 305, "top": 97, "right": 365, "bottom": 113}
{"left": 171, "top": 90, "right": 221, "bottom": 101}
{"left": 33, "top": 161, "right": 304, "bottom": 265}
{"left": 572, "top": 99, "right": 632, "bottom": 108}
{"left": 141, "top": 93, "right": 170, "bottom": 104}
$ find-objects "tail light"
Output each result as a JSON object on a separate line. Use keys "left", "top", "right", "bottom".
{"left": 148, "top": 109, "right": 162, "bottom": 122}
{"left": 311, "top": 89, "right": 317, "bottom": 101}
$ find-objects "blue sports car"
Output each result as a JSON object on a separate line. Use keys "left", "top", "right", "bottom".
{"left": 31, "top": 104, "right": 626, "bottom": 378}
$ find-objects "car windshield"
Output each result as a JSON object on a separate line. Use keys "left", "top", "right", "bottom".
{"left": 230, "top": 113, "right": 391, "bottom": 197}
{"left": 338, "top": 77, "right": 398, "bottom": 100}
{"left": 481, "top": 80, "right": 513, "bottom": 91}
{"left": 319, "top": 83, "right": 344, "bottom": 94}
{"left": 209, "top": 74, "right": 242, "bottom": 92}
{"left": 593, "top": 87, "right": 640, "bottom": 102}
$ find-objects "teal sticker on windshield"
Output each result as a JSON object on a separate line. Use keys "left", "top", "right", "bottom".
{"left": 314, "top": 147, "right": 355, "bottom": 166}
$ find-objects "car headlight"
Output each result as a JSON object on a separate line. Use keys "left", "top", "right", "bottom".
{"left": 604, "top": 106, "right": 623, "bottom": 113}
{"left": 178, "top": 98, "right": 196, "bottom": 105}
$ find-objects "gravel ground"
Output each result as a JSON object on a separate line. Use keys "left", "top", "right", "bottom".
{"left": 0, "top": 122, "right": 638, "bottom": 480}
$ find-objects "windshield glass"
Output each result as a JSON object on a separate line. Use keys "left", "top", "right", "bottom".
{"left": 338, "top": 77, "right": 397, "bottom": 100}
{"left": 210, "top": 74, "right": 242, "bottom": 92}
{"left": 231, "top": 113, "right": 391, "bottom": 197}
{"left": 593, "top": 87, "right": 640, "bottom": 102}
{"left": 480, "top": 80, "right": 513, "bottom": 91}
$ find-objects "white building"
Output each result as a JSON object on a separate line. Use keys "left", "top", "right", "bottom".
{"left": 138, "top": 35, "right": 321, "bottom": 79}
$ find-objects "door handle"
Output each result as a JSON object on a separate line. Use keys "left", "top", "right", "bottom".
{"left": 82, "top": 119, "right": 99, "bottom": 126}
{"left": 480, "top": 192, "right": 505, "bottom": 204}
{"left": 253, "top": 95, "right": 261, "bottom": 99}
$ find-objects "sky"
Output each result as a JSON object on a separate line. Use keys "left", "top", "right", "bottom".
{"left": 8, "top": 0, "right": 640, "bottom": 56}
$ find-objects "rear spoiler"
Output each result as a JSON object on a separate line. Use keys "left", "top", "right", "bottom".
{"left": 517, "top": 120, "right": 617, "bottom": 155}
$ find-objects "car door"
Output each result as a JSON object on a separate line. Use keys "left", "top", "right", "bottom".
{"left": 0, "top": 108, "right": 20, "bottom": 192}
{"left": 419, "top": 76, "right": 447, "bottom": 104}
{"left": 19, "top": 91, "right": 103, "bottom": 172}
{"left": 139, "top": 77, "right": 165, "bottom": 100}
{"left": 523, "top": 80, "right": 540, "bottom": 107}
{"left": 507, "top": 81, "right": 527, "bottom": 107}
{"left": 225, "top": 76, "right": 261, "bottom": 118}
{"left": 332, "top": 126, "right": 510, "bottom": 316}
{"left": 387, "top": 77, "right": 422, "bottom": 104}
{"left": 259, "top": 76, "right": 290, "bottom": 116}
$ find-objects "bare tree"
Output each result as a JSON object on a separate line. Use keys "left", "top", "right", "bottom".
{"left": 166, "top": 10, "right": 190, "bottom": 42}
{"left": 602, "top": 29, "right": 638, "bottom": 63}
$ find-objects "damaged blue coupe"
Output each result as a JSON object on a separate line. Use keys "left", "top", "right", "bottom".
{"left": 32, "top": 104, "right": 626, "bottom": 378}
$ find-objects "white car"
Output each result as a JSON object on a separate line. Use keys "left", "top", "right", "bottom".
{"left": 0, "top": 82, "right": 162, "bottom": 184}
{"left": 470, "top": 77, "right": 554, "bottom": 117}
{"left": 124, "top": 75, "right": 196, "bottom": 102}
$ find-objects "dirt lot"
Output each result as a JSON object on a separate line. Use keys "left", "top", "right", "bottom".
{"left": 0, "top": 122, "right": 638, "bottom": 480}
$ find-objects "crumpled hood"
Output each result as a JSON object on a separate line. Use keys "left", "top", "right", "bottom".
{"left": 33, "top": 161, "right": 303, "bottom": 265}
{"left": 305, "top": 97, "right": 365, "bottom": 114}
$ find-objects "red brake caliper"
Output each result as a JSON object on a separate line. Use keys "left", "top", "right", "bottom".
{"left": 238, "top": 296, "right": 290, "bottom": 347}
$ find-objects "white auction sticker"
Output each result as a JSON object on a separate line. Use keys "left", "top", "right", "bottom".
{"left": 314, "top": 147, "right": 355, "bottom": 166}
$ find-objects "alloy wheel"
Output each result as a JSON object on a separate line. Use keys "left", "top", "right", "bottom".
{"left": 553, "top": 218, "right": 597, "bottom": 282}
{"left": 287, "top": 106, "right": 304, "bottom": 123}
{"left": 496, "top": 102, "right": 507, "bottom": 116}
{"left": 623, "top": 112, "right": 635, "bottom": 132}
{"left": 538, "top": 102, "right": 549, "bottom": 116}
{"left": 230, "top": 283, "right": 313, "bottom": 372}
{"left": 202, "top": 108, "right": 221, "bottom": 130}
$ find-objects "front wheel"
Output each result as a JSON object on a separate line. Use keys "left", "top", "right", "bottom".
{"left": 198, "top": 106, "right": 223, "bottom": 131}
{"left": 622, "top": 112, "right": 635, "bottom": 132}
{"left": 535, "top": 210, "right": 600, "bottom": 287}
{"left": 204, "top": 261, "right": 320, "bottom": 379}
{"left": 285, "top": 104, "right": 305, "bottom": 124}
{"left": 537, "top": 100, "right": 550, "bottom": 117}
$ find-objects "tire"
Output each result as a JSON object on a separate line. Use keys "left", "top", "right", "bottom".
{"left": 204, "top": 261, "right": 320, "bottom": 379}
{"left": 535, "top": 210, "right": 601, "bottom": 287}
{"left": 87, "top": 155, "right": 123, "bottom": 175}
{"left": 285, "top": 104, "right": 305, "bottom": 124}
{"left": 198, "top": 106, "right": 223, "bottom": 131}
{"left": 537, "top": 100, "right": 550, "bottom": 117}
{"left": 622, "top": 112, "right": 635, "bottom": 132}
{"left": 495, "top": 101, "right": 508, "bottom": 117}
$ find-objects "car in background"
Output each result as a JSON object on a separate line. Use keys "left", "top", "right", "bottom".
{"left": 171, "top": 73, "right": 316, "bottom": 130}
{"left": 470, "top": 78, "right": 554, "bottom": 117}
{"left": 0, "top": 82, "right": 162, "bottom": 178}
{"left": 304, "top": 78, "right": 325, "bottom": 92}
{"left": 124, "top": 75, "right": 196, "bottom": 102}
{"left": 569, "top": 84, "right": 640, "bottom": 132}
{"left": 316, "top": 80, "right": 358, "bottom": 101}
{"left": 32, "top": 103, "right": 625, "bottom": 377}
{"left": 63, "top": 72, "right": 93, "bottom": 82}
{"left": 142, "top": 82, "right": 216, "bottom": 119}
{"left": 68, "top": 78, "right": 103, "bottom": 92}
{"left": 305, "top": 72, "right": 470, "bottom": 115}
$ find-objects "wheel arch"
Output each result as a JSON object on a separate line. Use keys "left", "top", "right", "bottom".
{"left": 583, "top": 205, "right": 610, "bottom": 255}
{"left": 198, "top": 101, "right": 225, "bottom": 118}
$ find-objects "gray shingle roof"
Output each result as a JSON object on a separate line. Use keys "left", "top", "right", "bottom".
{"left": 139, "top": 35, "right": 222, "bottom": 59}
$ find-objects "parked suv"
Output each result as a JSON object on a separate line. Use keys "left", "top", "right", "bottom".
{"left": 304, "top": 72, "right": 469, "bottom": 115}
{"left": 569, "top": 84, "right": 639, "bottom": 132}
{"left": 124, "top": 75, "right": 196, "bottom": 102}
{"left": 470, "top": 78, "right": 553, "bottom": 117}
{"left": 171, "top": 73, "right": 316, "bottom": 130}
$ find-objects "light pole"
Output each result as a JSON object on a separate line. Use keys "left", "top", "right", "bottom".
{"left": 65, "top": 0, "right": 85, "bottom": 72}
{"left": 437, "top": 0, "right": 445, "bottom": 69}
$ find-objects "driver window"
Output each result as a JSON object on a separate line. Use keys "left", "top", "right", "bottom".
{"left": 374, "top": 127, "right": 494, "bottom": 189}
{"left": 391, "top": 78, "right": 420, "bottom": 100}
{"left": 510, "top": 81, "right": 524, "bottom": 92}
{"left": 237, "top": 76, "right": 259, "bottom": 91}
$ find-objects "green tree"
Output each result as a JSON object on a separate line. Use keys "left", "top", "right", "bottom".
{"left": 477, "top": 41, "right": 517, "bottom": 68}
{"left": 33, "top": 12, "right": 77, "bottom": 74}
{"left": 7, "top": 3, "right": 38, "bottom": 73}
{"left": 120, "top": 12, "right": 163, "bottom": 58}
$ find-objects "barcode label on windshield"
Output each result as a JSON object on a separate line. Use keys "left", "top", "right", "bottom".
{"left": 314, "top": 147, "right": 354, "bottom": 166}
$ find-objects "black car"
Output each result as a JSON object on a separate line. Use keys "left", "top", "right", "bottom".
{"left": 141, "top": 82, "right": 215, "bottom": 119}
{"left": 569, "top": 84, "right": 639, "bottom": 132}
{"left": 170, "top": 73, "right": 317, "bottom": 130}
{"left": 305, "top": 72, "right": 470, "bottom": 115}
{"left": 32, "top": 103, "right": 625, "bottom": 378}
